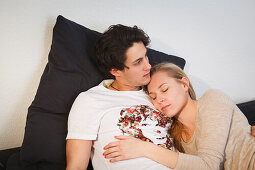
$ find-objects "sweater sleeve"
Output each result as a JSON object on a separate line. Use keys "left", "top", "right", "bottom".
{"left": 175, "top": 89, "right": 234, "bottom": 170}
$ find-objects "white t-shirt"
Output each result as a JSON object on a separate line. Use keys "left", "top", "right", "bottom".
{"left": 67, "top": 80, "right": 174, "bottom": 170}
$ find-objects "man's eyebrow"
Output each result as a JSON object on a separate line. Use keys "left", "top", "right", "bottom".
{"left": 132, "top": 57, "right": 143, "bottom": 64}
{"left": 132, "top": 50, "right": 148, "bottom": 64}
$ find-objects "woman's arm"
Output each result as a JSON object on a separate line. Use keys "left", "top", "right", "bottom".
{"left": 103, "top": 135, "right": 179, "bottom": 169}
{"left": 104, "top": 90, "right": 236, "bottom": 170}
{"left": 173, "top": 90, "right": 234, "bottom": 170}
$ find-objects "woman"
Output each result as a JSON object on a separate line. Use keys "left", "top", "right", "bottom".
{"left": 103, "top": 63, "right": 255, "bottom": 170}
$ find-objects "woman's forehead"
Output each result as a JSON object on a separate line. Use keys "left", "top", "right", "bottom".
{"left": 150, "top": 72, "right": 173, "bottom": 85}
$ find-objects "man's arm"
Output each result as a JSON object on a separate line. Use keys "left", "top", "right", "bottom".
{"left": 66, "top": 139, "right": 92, "bottom": 170}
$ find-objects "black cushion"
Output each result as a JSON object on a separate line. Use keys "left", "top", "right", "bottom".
{"left": 237, "top": 100, "right": 255, "bottom": 125}
{"left": 6, "top": 152, "right": 24, "bottom": 170}
{"left": 0, "top": 147, "right": 20, "bottom": 170}
{"left": 147, "top": 48, "right": 185, "bottom": 69}
{"left": 20, "top": 15, "right": 186, "bottom": 169}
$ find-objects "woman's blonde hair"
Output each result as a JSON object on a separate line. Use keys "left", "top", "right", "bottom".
{"left": 144, "top": 62, "right": 196, "bottom": 152}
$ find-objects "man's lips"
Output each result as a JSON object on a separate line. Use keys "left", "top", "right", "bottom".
{"left": 143, "top": 72, "right": 150, "bottom": 77}
{"left": 161, "top": 105, "right": 170, "bottom": 111}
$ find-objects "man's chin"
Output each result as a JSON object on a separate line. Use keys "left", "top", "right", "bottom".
{"left": 143, "top": 78, "right": 151, "bottom": 86}
{"left": 135, "top": 78, "right": 150, "bottom": 87}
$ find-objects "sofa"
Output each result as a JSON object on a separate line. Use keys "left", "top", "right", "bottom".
{"left": 1, "top": 15, "right": 254, "bottom": 170}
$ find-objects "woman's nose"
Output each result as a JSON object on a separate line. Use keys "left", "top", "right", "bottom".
{"left": 157, "top": 97, "right": 165, "bottom": 104}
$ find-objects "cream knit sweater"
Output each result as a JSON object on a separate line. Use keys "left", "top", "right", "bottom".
{"left": 175, "top": 89, "right": 255, "bottom": 170}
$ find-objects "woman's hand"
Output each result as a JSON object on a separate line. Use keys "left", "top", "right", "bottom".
{"left": 252, "top": 126, "right": 255, "bottom": 137}
{"left": 103, "top": 135, "right": 148, "bottom": 163}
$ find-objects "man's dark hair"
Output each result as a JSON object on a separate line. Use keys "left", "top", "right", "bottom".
{"left": 95, "top": 24, "right": 150, "bottom": 78}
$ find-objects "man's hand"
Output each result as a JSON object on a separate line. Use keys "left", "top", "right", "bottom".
{"left": 251, "top": 126, "right": 255, "bottom": 137}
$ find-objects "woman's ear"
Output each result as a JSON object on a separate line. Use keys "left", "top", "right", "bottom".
{"left": 181, "top": 77, "right": 190, "bottom": 91}
{"left": 109, "top": 68, "right": 121, "bottom": 77}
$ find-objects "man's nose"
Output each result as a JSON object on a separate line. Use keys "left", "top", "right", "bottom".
{"left": 143, "top": 59, "right": 151, "bottom": 71}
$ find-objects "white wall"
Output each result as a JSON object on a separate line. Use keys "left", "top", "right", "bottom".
{"left": 0, "top": 0, "right": 254, "bottom": 150}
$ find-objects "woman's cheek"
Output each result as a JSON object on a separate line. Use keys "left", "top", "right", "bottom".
{"left": 152, "top": 100, "right": 161, "bottom": 111}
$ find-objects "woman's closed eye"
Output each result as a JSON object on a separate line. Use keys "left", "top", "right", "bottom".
{"left": 161, "top": 84, "right": 169, "bottom": 92}
{"left": 162, "top": 87, "right": 168, "bottom": 92}
{"left": 149, "top": 94, "right": 156, "bottom": 100}
{"left": 149, "top": 88, "right": 168, "bottom": 100}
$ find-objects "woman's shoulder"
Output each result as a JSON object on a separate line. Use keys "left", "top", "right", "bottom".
{"left": 198, "top": 89, "right": 235, "bottom": 121}
{"left": 200, "top": 89, "right": 230, "bottom": 100}
{"left": 199, "top": 89, "right": 234, "bottom": 108}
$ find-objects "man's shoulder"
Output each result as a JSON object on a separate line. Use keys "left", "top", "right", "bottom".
{"left": 80, "top": 79, "right": 112, "bottom": 94}
{"left": 77, "top": 85, "right": 104, "bottom": 98}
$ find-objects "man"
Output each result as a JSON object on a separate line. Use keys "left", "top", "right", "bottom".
{"left": 66, "top": 24, "right": 255, "bottom": 170}
{"left": 66, "top": 24, "right": 174, "bottom": 170}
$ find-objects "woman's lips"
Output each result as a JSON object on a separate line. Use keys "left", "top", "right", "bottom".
{"left": 161, "top": 105, "right": 170, "bottom": 111}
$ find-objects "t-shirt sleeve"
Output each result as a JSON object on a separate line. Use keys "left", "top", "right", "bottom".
{"left": 66, "top": 92, "right": 100, "bottom": 140}
{"left": 175, "top": 89, "right": 234, "bottom": 170}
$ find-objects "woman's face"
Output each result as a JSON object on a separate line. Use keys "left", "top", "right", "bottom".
{"left": 147, "top": 71, "right": 189, "bottom": 118}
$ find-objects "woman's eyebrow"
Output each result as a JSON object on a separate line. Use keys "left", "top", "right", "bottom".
{"left": 158, "top": 83, "right": 167, "bottom": 89}
{"left": 148, "top": 83, "right": 167, "bottom": 94}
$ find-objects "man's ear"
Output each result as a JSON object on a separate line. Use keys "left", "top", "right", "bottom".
{"left": 109, "top": 68, "right": 121, "bottom": 77}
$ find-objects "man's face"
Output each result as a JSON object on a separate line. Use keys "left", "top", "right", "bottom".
{"left": 118, "top": 41, "right": 151, "bottom": 88}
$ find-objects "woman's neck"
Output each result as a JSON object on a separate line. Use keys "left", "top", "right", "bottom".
{"left": 177, "top": 98, "right": 198, "bottom": 134}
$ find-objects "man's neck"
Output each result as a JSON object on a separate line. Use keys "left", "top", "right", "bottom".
{"left": 110, "top": 80, "right": 141, "bottom": 91}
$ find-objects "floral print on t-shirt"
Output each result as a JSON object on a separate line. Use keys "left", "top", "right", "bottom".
{"left": 117, "top": 105, "right": 175, "bottom": 151}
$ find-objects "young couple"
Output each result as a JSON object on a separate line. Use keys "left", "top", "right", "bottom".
{"left": 66, "top": 24, "right": 255, "bottom": 170}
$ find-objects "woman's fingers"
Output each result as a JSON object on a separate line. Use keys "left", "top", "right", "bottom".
{"left": 103, "top": 145, "right": 120, "bottom": 157}
{"left": 109, "top": 155, "right": 126, "bottom": 163}
{"left": 103, "top": 135, "right": 145, "bottom": 163}
{"left": 114, "top": 135, "right": 132, "bottom": 140}
{"left": 105, "top": 150, "right": 121, "bottom": 159}
{"left": 104, "top": 141, "right": 119, "bottom": 150}
{"left": 103, "top": 144, "right": 127, "bottom": 162}
{"left": 251, "top": 126, "right": 255, "bottom": 137}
